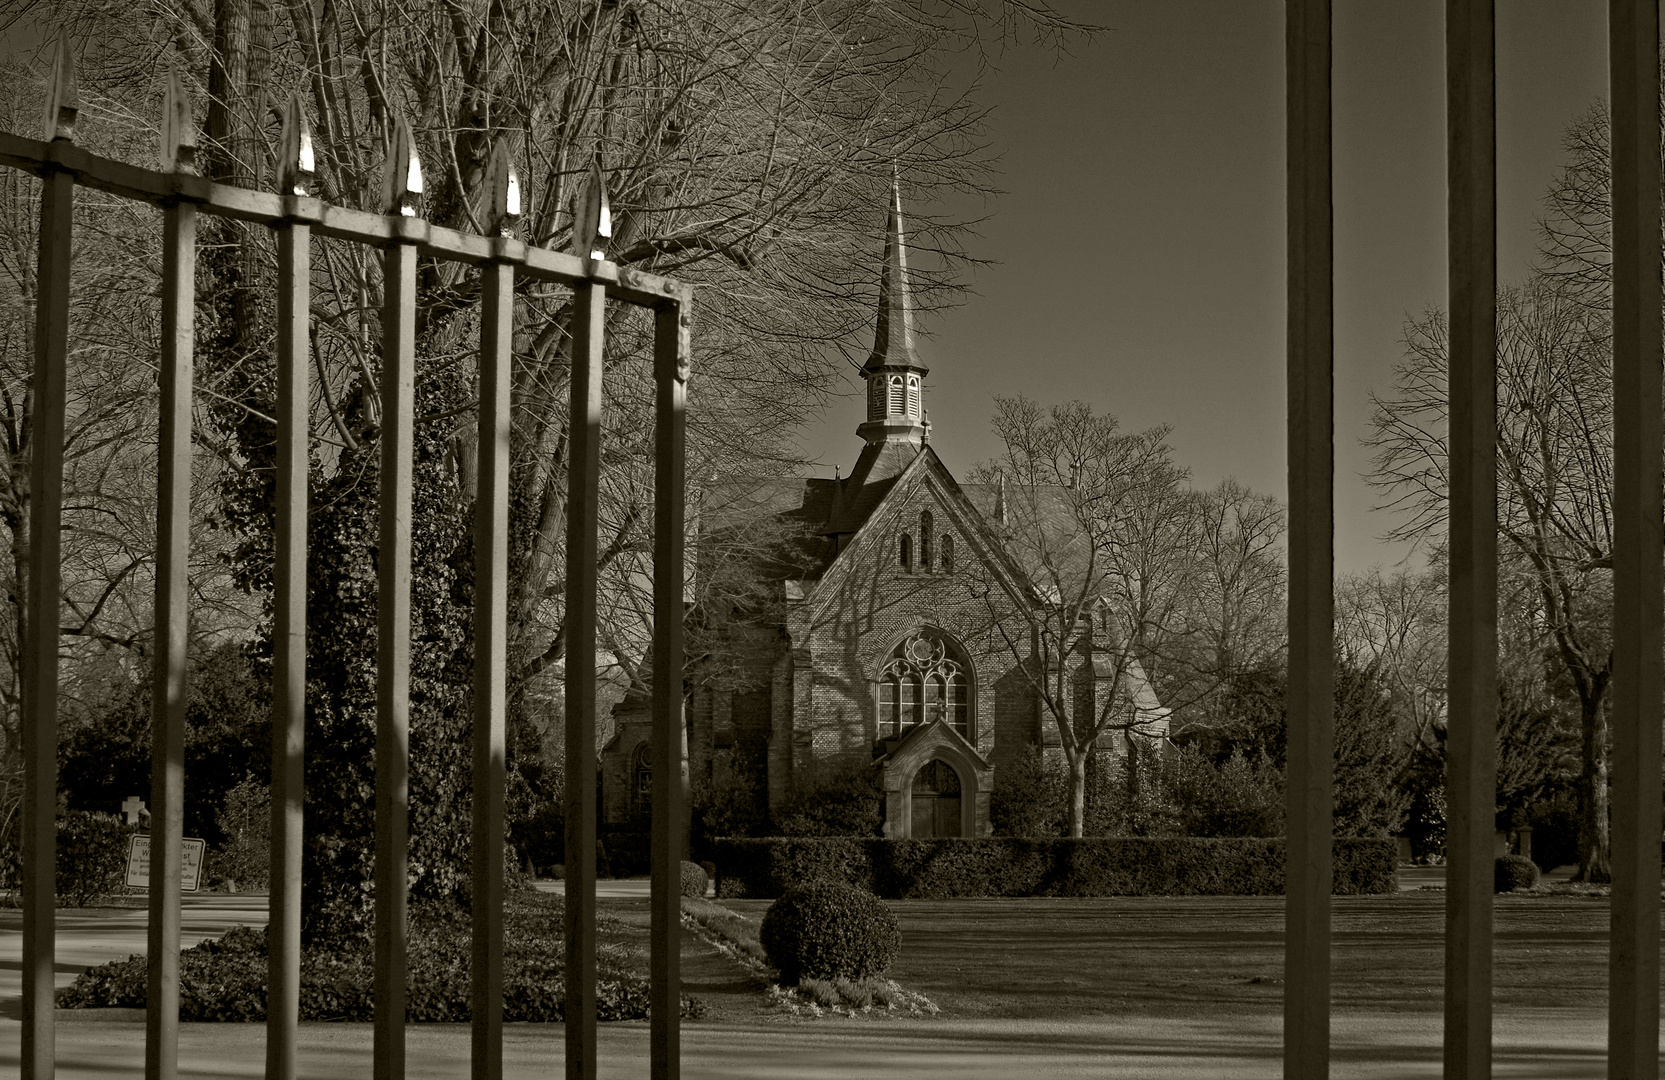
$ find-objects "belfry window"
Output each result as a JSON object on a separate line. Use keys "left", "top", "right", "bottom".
{"left": 906, "top": 375, "right": 920, "bottom": 416}
{"left": 877, "top": 629, "right": 972, "bottom": 739}
{"left": 889, "top": 375, "right": 905, "bottom": 414}
{"left": 920, "top": 511, "right": 934, "bottom": 570}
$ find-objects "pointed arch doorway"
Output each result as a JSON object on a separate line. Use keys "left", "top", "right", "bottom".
{"left": 910, "top": 759, "right": 962, "bottom": 838}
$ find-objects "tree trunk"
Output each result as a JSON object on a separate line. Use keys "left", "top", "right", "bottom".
{"left": 1066, "top": 751, "right": 1087, "bottom": 838}
{"left": 1575, "top": 692, "right": 1611, "bottom": 882}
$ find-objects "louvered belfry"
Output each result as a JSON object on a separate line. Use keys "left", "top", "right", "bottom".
{"left": 3, "top": 37, "right": 691, "bottom": 1080}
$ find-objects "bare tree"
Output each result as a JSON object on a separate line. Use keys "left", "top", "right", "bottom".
{"left": 1368, "top": 277, "right": 1618, "bottom": 881}
{"left": 967, "top": 397, "right": 1187, "bottom": 837}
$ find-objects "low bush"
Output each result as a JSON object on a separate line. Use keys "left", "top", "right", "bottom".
{"left": 1494, "top": 854, "right": 1540, "bottom": 893}
{"left": 57, "top": 812, "right": 136, "bottom": 907}
{"left": 679, "top": 860, "right": 709, "bottom": 898}
{"left": 759, "top": 881, "right": 900, "bottom": 985}
{"left": 711, "top": 836, "right": 1398, "bottom": 898}
{"left": 57, "top": 890, "right": 697, "bottom": 1021}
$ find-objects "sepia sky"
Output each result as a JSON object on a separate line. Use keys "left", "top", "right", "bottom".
{"left": 792, "top": 0, "right": 1611, "bottom": 576}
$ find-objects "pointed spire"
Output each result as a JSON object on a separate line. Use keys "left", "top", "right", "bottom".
{"left": 43, "top": 36, "right": 78, "bottom": 143}
{"left": 864, "top": 171, "right": 921, "bottom": 372}
{"left": 160, "top": 65, "right": 197, "bottom": 174}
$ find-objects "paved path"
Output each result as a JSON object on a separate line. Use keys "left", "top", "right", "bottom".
{"left": 0, "top": 878, "right": 1637, "bottom": 1078}
{"left": 0, "top": 1009, "right": 1622, "bottom": 1077}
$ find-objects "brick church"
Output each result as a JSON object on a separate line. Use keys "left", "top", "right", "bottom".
{"left": 602, "top": 185, "right": 1167, "bottom": 840}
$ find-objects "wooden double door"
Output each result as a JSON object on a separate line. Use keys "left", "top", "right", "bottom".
{"left": 910, "top": 759, "right": 962, "bottom": 838}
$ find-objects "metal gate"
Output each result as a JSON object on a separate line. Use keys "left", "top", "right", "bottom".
{"left": 7, "top": 2, "right": 1665, "bottom": 1079}
{"left": 4, "top": 37, "right": 690, "bottom": 1080}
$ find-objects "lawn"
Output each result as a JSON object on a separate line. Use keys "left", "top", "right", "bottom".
{"left": 722, "top": 891, "right": 1617, "bottom": 1020}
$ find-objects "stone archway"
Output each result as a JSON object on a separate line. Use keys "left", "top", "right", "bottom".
{"left": 909, "top": 758, "right": 963, "bottom": 838}
{"left": 877, "top": 720, "right": 991, "bottom": 838}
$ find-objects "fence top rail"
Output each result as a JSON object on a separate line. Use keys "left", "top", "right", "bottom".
{"left": 0, "top": 128, "right": 688, "bottom": 310}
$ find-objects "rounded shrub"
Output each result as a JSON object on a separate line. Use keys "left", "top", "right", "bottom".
{"left": 758, "top": 880, "right": 900, "bottom": 985}
{"left": 679, "top": 860, "right": 709, "bottom": 898}
{"left": 1494, "top": 854, "right": 1540, "bottom": 893}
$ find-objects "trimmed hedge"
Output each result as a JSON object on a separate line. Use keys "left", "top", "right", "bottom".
{"left": 711, "top": 836, "right": 1397, "bottom": 899}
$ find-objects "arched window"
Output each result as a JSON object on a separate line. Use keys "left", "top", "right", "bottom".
{"left": 920, "top": 511, "right": 934, "bottom": 570}
{"left": 869, "top": 375, "right": 887, "bottom": 416}
{"left": 889, "top": 375, "right": 905, "bottom": 413}
{"left": 876, "top": 629, "right": 973, "bottom": 739}
{"left": 906, "top": 375, "right": 920, "bottom": 416}
{"left": 631, "top": 743, "right": 652, "bottom": 822}
{"left": 941, "top": 533, "right": 955, "bottom": 573}
{"left": 899, "top": 532, "right": 912, "bottom": 571}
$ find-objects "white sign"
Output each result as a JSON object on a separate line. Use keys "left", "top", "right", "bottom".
{"left": 125, "top": 835, "right": 207, "bottom": 892}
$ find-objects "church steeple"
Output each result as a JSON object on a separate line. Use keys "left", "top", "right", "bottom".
{"left": 857, "top": 175, "right": 931, "bottom": 447}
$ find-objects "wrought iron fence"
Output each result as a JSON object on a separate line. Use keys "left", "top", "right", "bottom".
{"left": 6, "top": 2, "right": 1664, "bottom": 1079}
{"left": 3, "top": 35, "right": 690, "bottom": 1080}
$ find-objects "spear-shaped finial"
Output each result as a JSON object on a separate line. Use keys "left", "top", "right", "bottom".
{"left": 42, "top": 36, "right": 78, "bottom": 143}
{"left": 161, "top": 65, "right": 198, "bottom": 173}
{"left": 570, "top": 156, "right": 610, "bottom": 260}
{"left": 381, "top": 117, "right": 423, "bottom": 216}
{"left": 278, "top": 94, "right": 315, "bottom": 196}
{"left": 487, "top": 140, "right": 520, "bottom": 236}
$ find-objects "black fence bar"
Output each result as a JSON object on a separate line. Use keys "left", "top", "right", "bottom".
{"left": 1283, "top": 2, "right": 1335, "bottom": 1075}
{"left": 373, "top": 128, "right": 422, "bottom": 1080}
{"left": 20, "top": 126, "right": 73, "bottom": 1080}
{"left": 470, "top": 145, "right": 518, "bottom": 1080}
{"left": 650, "top": 300, "right": 691, "bottom": 1079}
{"left": 1445, "top": 3, "right": 1498, "bottom": 1077}
{"left": 565, "top": 276, "right": 607, "bottom": 1080}
{"left": 1607, "top": 3, "right": 1663, "bottom": 1077}
{"left": 269, "top": 161, "right": 311, "bottom": 1080}
{"left": 146, "top": 113, "right": 198, "bottom": 1079}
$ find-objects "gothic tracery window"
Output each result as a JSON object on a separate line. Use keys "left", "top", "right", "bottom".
{"left": 877, "top": 630, "right": 971, "bottom": 739}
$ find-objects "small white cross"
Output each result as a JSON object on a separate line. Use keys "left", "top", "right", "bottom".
{"left": 120, "top": 795, "right": 146, "bottom": 825}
